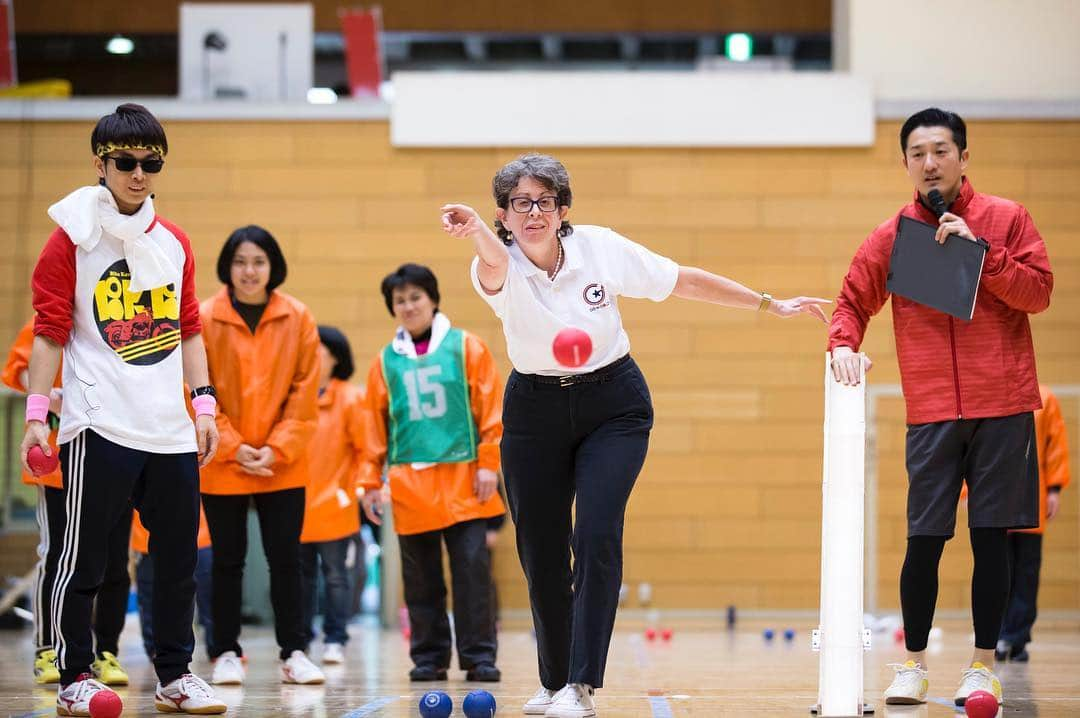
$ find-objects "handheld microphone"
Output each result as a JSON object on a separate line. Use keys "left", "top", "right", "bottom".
{"left": 927, "top": 188, "right": 948, "bottom": 218}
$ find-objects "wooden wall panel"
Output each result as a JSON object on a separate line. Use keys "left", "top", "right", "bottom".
{"left": 1, "top": 118, "right": 1077, "bottom": 612}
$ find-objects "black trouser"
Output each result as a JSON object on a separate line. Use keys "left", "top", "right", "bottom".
{"left": 55, "top": 430, "right": 199, "bottom": 685}
{"left": 35, "top": 486, "right": 130, "bottom": 656}
{"left": 202, "top": 488, "right": 306, "bottom": 660}
{"left": 1000, "top": 532, "right": 1042, "bottom": 649}
{"left": 501, "top": 356, "right": 653, "bottom": 690}
{"left": 398, "top": 519, "right": 496, "bottom": 670}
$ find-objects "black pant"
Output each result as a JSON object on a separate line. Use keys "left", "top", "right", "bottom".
{"left": 300, "top": 535, "right": 358, "bottom": 647}
{"left": 35, "top": 486, "right": 130, "bottom": 656}
{"left": 202, "top": 488, "right": 306, "bottom": 660}
{"left": 55, "top": 430, "right": 199, "bottom": 685}
{"left": 1001, "top": 532, "right": 1042, "bottom": 648}
{"left": 501, "top": 356, "right": 653, "bottom": 690}
{"left": 398, "top": 519, "right": 497, "bottom": 670}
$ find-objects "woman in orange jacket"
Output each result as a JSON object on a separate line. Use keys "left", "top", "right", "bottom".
{"left": 199, "top": 226, "right": 324, "bottom": 686}
{"left": 299, "top": 326, "right": 365, "bottom": 665}
{"left": 3, "top": 318, "right": 132, "bottom": 687}
{"left": 360, "top": 263, "right": 506, "bottom": 683}
{"left": 995, "top": 384, "right": 1071, "bottom": 661}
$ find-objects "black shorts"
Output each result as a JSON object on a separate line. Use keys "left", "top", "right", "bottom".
{"left": 905, "top": 412, "right": 1039, "bottom": 538}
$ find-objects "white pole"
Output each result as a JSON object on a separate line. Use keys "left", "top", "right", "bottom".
{"left": 817, "top": 352, "right": 867, "bottom": 716}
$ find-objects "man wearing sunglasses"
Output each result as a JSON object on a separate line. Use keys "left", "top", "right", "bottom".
{"left": 21, "top": 103, "right": 227, "bottom": 715}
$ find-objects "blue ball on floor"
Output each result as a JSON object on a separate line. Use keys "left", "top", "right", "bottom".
{"left": 763, "top": 628, "right": 775, "bottom": 641}
{"left": 419, "top": 691, "right": 452, "bottom": 718}
{"left": 784, "top": 628, "right": 796, "bottom": 641}
{"left": 463, "top": 689, "right": 497, "bottom": 717}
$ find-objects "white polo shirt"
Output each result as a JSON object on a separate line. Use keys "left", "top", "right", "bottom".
{"left": 470, "top": 224, "right": 679, "bottom": 376}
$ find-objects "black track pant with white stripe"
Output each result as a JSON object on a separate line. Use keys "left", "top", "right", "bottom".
{"left": 54, "top": 430, "right": 199, "bottom": 686}
{"left": 36, "top": 485, "right": 132, "bottom": 656}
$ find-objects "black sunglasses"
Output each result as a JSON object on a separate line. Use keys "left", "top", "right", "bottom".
{"left": 106, "top": 155, "right": 164, "bottom": 173}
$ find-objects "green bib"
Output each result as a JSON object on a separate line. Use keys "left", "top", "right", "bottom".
{"left": 382, "top": 327, "right": 478, "bottom": 465}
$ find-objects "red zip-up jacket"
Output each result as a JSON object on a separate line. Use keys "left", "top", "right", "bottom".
{"left": 829, "top": 178, "right": 1053, "bottom": 425}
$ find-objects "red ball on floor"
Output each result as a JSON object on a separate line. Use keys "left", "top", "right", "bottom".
{"left": 661, "top": 629, "right": 673, "bottom": 641}
{"left": 964, "top": 690, "right": 999, "bottom": 718}
{"left": 644, "top": 628, "right": 657, "bottom": 641}
{"left": 89, "top": 690, "right": 123, "bottom": 718}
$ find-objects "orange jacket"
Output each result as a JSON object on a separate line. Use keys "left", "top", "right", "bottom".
{"left": 2, "top": 318, "right": 62, "bottom": 489}
{"left": 360, "top": 329, "right": 505, "bottom": 535}
{"left": 960, "top": 385, "right": 1071, "bottom": 534}
{"left": 300, "top": 379, "right": 364, "bottom": 543}
{"left": 1020, "top": 385, "right": 1071, "bottom": 534}
{"left": 199, "top": 287, "right": 320, "bottom": 495}
{"left": 131, "top": 506, "right": 212, "bottom": 553}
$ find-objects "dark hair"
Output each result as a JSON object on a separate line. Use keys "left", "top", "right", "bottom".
{"left": 90, "top": 103, "right": 168, "bottom": 157}
{"left": 318, "top": 325, "right": 355, "bottom": 381}
{"left": 216, "top": 225, "right": 288, "bottom": 292}
{"left": 380, "top": 263, "right": 440, "bottom": 317}
{"left": 900, "top": 108, "right": 967, "bottom": 153}
{"left": 492, "top": 153, "right": 574, "bottom": 245}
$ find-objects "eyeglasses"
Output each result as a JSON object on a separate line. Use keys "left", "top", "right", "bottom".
{"left": 509, "top": 195, "right": 559, "bottom": 213}
{"left": 106, "top": 156, "right": 164, "bottom": 173}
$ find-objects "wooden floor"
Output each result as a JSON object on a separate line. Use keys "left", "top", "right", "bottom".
{"left": 1, "top": 615, "right": 1077, "bottom": 716}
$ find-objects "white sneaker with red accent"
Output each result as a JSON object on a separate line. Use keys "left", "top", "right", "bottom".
{"left": 210, "top": 651, "right": 245, "bottom": 685}
{"left": 281, "top": 650, "right": 325, "bottom": 685}
{"left": 155, "top": 672, "right": 228, "bottom": 714}
{"left": 56, "top": 673, "right": 112, "bottom": 717}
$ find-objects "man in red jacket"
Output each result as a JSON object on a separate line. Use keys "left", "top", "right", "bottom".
{"left": 828, "top": 108, "right": 1053, "bottom": 708}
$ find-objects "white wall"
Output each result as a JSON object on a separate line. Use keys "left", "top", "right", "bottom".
{"left": 843, "top": 0, "right": 1080, "bottom": 102}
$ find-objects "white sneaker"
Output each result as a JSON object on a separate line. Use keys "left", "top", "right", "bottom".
{"left": 56, "top": 673, "right": 113, "bottom": 717}
{"left": 155, "top": 672, "right": 228, "bottom": 714}
{"left": 545, "top": 683, "right": 596, "bottom": 718}
{"left": 883, "top": 661, "right": 928, "bottom": 704}
{"left": 523, "top": 686, "right": 559, "bottom": 714}
{"left": 322, "top": 643, "right": 345, "bottom": 665}
{"left": 211, "top": 651, "right": 245, "bottom": 685}
{"left": 954, "top": 662, "right": 1003, "bottom": 706}
{"left": 281, "top": 650, "right": 326, "bottom": 684}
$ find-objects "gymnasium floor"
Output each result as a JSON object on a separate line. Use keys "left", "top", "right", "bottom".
{"left": 1, "top": 615, "right": 1076, "bottom": 716}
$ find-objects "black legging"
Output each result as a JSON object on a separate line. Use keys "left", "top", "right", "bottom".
{"left": 900, "top": 528, "right": 1009, "bottom": 652}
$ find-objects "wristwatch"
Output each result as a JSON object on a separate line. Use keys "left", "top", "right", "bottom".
{"left": 757, "top": 292, "right": 773, "bottom": 312}
{"left": 190, "top": 385, "right": 217, "bottom": 399}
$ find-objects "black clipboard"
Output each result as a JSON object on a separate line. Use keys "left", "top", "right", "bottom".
{"left": 886, "top": 215, "right": 990, "bottom": 320}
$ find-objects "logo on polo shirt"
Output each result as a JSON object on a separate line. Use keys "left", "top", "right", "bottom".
{"left": 92, "top": 259, "right": 181, "bottom": 365}
{"left": 583, "top": 283, "right": 607, "bottom": 305}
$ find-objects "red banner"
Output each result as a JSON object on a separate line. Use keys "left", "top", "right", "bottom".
{"left": 0, "top": 0, "right": 15, "bottom": 88}
{"left": 340, "top": 6, "right": 382, "bottom": 98}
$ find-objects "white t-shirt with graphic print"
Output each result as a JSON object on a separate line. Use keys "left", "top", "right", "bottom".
{"left": 470, "top": 224, "right": 679, "bottom": 376}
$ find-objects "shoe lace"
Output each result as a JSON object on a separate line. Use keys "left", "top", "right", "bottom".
{"left": 289, "top": 651, "right": 318, "bottom": 672}
{"left": 960, "top": 665, "right": 991, "bottom": 686}
{"left": 178, "top": 673, "right": 214, "bottom": 698}
{"left": 101, "top": 652, "right": 123, "bottom": 669}
{"left": 67, "top": 675, "right": 107, "bottom": 700}
{"left": 887, "top": 662, "right": 925, "bottom": 674}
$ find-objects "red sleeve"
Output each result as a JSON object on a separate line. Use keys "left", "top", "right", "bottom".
{"left": 979, "top": 204, "right": 1053, "bottom": 314}
{"left": 827, "top": 224, "right": 893, "bottom": 352}
{"left": 158, "top": 219, "right": 202, "bottom": 339}
{"left": 32, "top": 229, "right": 77, "bottom": 346}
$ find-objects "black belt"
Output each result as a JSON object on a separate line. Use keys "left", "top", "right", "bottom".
{"left": 523, "top": 355, "right": 632, "bottom": 387}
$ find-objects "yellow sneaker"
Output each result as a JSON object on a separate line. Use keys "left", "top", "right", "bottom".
{"left": 90, "top": 651, "right": 129, "bottom": 686}
{"left": 34, "top": 648, "right": 60, "bottom": 684}
{"left": 954, "top": 661, "right": 1003, "bottom": 706}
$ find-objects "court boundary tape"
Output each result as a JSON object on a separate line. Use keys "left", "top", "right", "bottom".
{"left": 649, "top": 695, "right": 675, "bottom": 717}
{"left": 927, "top": 696, "right": 963, "bottom": 712}
{"left": 341, "top": 696, "right": 399, "bottom": 717}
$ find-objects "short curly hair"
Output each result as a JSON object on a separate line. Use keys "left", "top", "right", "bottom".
{"left": 492, "top": 153, "right": 574, "bottom": 245}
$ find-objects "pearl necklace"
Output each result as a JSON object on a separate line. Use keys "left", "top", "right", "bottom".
{"left": 548, "top": 238, "right": 564, "bottom": 281}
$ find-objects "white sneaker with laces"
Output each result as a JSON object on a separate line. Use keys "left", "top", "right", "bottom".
{"left": 155, "top": 672, "right": 228, "bottom": 714}
{"left": 322, "top": 643, "right": 345, "bottom": 665}
{"left": 56, "top": 673, "right": 112, "bottom": 717}
{"left": 954, "top": 662, "right": 1003, "bottom": 706}
{"left": 281, "top": 650, "right": 326, "bottom": 684}
{"left": 523, "top": 686, "right": 559, "bottom": 714}
{"left": 883, "top": 661, "right": 928, "bottom": 704}
{"left": 211, "top": 651, "right": 245, "bottom": 685}
{"left": 545, "top": 683, "right": 596, "bottom": 718}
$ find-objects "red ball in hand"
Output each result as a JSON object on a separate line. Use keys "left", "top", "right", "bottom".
{"left": 552, "top": 328, "right": 592, "bottom": 368}
{"left": 27, "top": 446, "right": 58, "bottom": 476}
{"left": 89, "top": 689, "right": 123, "bottom": 718}
{"left": 964, "top": 690, "right": 998, "bottom": 718}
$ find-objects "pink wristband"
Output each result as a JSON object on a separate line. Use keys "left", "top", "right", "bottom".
{"left": 192, "top": 394, "right": 217, "bottom": 418}
{"left": 26, "top": 394, "right": 50, "bottom": 424}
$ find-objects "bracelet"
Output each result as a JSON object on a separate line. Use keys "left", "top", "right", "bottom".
{"left": 192, "top": 394, "right": 217, "bottom": 418}
{"left": 26, "top": 394, "right": 50, "bottom": 424}
{"left": 757, "top": 292, "right": 773, "bottom": 312}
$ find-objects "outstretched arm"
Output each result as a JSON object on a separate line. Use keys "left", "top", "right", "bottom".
{"left": 441, "top": 204, "right": 510, "bottom": 293}
{"left": 671, "top": 266, "right": 830, "bottom": 322}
